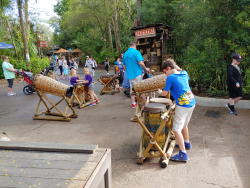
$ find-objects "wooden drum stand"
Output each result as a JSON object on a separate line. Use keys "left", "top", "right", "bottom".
{"left": 32, "top": 74, "right": 77, "bottom": 122}
{"left": 97, "top": 75, "right": 116, "bottom": 95}
{"left": 135, "top": 99, "right": 176, "bottom": 168}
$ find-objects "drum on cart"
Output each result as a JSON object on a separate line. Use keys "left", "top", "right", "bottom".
{"left": 33, "top": 74, "right": 73, "bottom": 97}
{"left": 133, "top": 74, "right": 167, "bottom": 93}
{"left": 32, "top": 74, "right": 77, "bottom": 121}
{"left": 98, "top": 74, "right": 116, "bottom": 95}
{"left": 149, "top": 98, "right": 173, "bottom": 137}
{"left": 144, "top": 103, "right": 166, "bottom": 150}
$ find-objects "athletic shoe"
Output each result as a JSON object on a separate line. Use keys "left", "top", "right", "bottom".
{"left": 96, "top": 100, "right": 100, "bottom": 103}
{"left": 175, "top": 142, "right": 192, "bottom": 150}
{"left": 60, "top": 77, "right": 63, "bottom": 80}
{"left": 230, "top": 109, "right": 237, "bottom": 115}
{"left": 89, "top": 102, "right": 96, "bottom": 106}
{"left": 170, "top": 150, "right": 189, "bottom": 161}
{"left": 225, "top": 103, "right": 237, "bottom": 115}
{"left": 107, "top": 72, "right": 109, "bottom": 74}
{"left": 7, "top": 93, "right": 14, "bottom": 96}
{"left": 132, "top": 103, "right": 137, "bottom": 108}
{"left": 11, "top": 92, "right": 16, "bottom": 95}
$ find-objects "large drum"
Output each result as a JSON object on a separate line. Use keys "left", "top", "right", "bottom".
{"left": 33, "top": 74, "right": 73, "bottom": 97}
{"left": 144, "top": 103, "right": 166, "bottom": 150}
{"left": 100, "top": 74, "right": 115, "bottom": 91}
{"left": 133, "top": 74, "right": 167, "bottom": 93}
{"left": 149, "top": 98, "right": 173, "bottom": 136}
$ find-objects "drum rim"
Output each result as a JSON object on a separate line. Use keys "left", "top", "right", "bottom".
{"left": 144, "top": 103, "right": 166, "bottom": 113}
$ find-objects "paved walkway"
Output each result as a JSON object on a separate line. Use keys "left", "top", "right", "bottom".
{"left": 0, "top": 69, "right": 249, "bottom": 187}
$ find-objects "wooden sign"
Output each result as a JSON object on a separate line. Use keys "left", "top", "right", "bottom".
{"left": 38, "top": 41, "right": 48, "bottom": 48}
{"left": 135, "top": 27, "right": 157, "bottom": 39}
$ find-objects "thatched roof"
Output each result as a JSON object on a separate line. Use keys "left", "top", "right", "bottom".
{"left": 55, "top": 48, "right": 70, "bottom": 53}
{"left": 72, "top": 48, "right": 83, "bottom": 53}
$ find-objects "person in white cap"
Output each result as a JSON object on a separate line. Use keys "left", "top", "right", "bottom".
{"left": 85, "top": 56, "right": 92, "bottom": 75}
{"left": 226, "top": 52, "right": 243, "bottom": 115}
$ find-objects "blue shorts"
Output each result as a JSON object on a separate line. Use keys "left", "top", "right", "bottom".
{"left": 7, "top": 79, "right": 14, "bottom": 88}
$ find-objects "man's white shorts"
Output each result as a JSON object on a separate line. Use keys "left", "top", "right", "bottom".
{"left": 129, "top": 75, "right": 143, "bottom": 92}
{"left": 173, "top": 105, "right": 195, "bottom": 132}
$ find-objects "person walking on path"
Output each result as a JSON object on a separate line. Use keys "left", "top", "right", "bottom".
{"left": 104, "top": 57, "right": 110, "bottom": 74}
{"left": 58, "top": 57, "right": 63, "bottom": 78}
{"left": 85, "top": 56, "right": 92, "bottom": 74}
{"left": 90, "top": 56, "right": 97, "bottom": 76}
{"left": 226, "top": 53, "right": 243, "bottom": 115}
{"left": 123, "top": 42, "right": 150, "bottom": 108}
{"left": 1, "top": 55, "right": 17, "bottom": 96}
{"left": 158, "top": 58, "right": 195, "bottom": 161}
{"left": 50, "top": 57, "right": 57, "bottom": 80}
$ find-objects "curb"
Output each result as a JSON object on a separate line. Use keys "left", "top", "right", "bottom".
{"left": 195, "top": 96, "right": 250, "bottom": 109}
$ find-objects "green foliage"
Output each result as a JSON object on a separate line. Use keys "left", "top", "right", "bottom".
{"left": 243, "top": 68, "right": 250, "bottom": 98}
{"left": 30, "top": 57, "right": 50, "bottom": 74}
{"left": 0, "top": 57, "right": 50, "bottom": 79}
{"left": 141, "top": 0, "right": 250, "bottom": 97}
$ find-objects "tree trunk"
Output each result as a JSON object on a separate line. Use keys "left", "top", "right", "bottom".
{"left": 5, "top": 17, "right": 19, "bottom": 60}
{"left": 24, "top": 0, "right": 30, "bottom": 41}
{"left": 111, "top": 0, "right": 121, "bottom": 55}
{"left": 17, "top": 0, "right": 30, "bottom": 66}
{"left": 137, "top": 0, "right": 143, "bottom": 27}
{"left": 107, "top": 19, "right": 113, "bottom": 52}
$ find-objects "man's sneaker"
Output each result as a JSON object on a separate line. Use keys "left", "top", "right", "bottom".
{"left": 89, "top": 102, "right": 96, "bottom": 106}
{"left": 230, "top": 109, "right": 237, "bottom": 115}
{"left": 175, "top": 142, "right": 192, "bottom": 150}
{"left": 7, "top": 93, "right": 14, "bottom": 96}
{"left": 132, "top": 103, "right": 137, "bottom": 108}
{"left": 225, "top": 104, "right": 237, "bottom": 115}
{"left": 11, "top": 92, "right": 16, "bottom": 95}
{"left": 170, "top": 150, "right": 189, "bottom": 161}
{"left": 96, "top": 100, "right": 100, "bottom": 103}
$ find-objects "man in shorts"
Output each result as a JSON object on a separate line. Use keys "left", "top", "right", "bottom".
{"left": 158, "top": 58, "right": 195, "bottom": 161}
{"left": 123, "top": 42, "right": 150, "bottom": 108}
{"left": 226, "top": 53, "right": 243, "bottom": 115}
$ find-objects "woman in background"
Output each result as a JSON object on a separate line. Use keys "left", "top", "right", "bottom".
{"left": 1, "top": 55, "right": 17, "bottom": 96}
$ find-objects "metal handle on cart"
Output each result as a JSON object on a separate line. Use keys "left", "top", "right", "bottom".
{"left": 160, "top": 104, "right": 176, "bottom": 121}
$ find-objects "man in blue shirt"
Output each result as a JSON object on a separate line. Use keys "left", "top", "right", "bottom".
{"left": 158, "top": 58, "right": 195, "bottom": 162}
{"left": 123, "top": 42, "right": 150, "bottom": 108}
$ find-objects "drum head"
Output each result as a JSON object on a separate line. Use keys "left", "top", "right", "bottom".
{"left": 144, "top": 103, "right": 166, "bottom": 113}
{"left": 149, "top": 98, "right": 172, "bottom": 105}
{"left": 73, "top": 83, "right": 84, "bottom": 87}
{"left": 100, "top": 74, "right": 114, "bottom": 79}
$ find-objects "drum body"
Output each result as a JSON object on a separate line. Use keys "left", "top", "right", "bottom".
{"left": 144, "top": 103, "right": 166, "bottom": 150}
{"left": 100, "top": 74, "right": 114, "bottom": 91}
{"left": 133, "top": 74, "right": 167, "bottom": 93}
{"left": 33, "top": 74, "right": 73, "bottom": 97}
{"left": 149, "top": 98, "right": 172, "bottom": 136}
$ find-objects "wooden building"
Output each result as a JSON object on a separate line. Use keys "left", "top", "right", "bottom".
{"left": 131, "top": 23, "right": 174, "bottom": 72}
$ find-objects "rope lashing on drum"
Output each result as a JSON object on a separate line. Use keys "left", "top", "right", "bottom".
{"left": 142, "top": 155, "right": 146, "bottom": 160}
{"left": 150, "top": 139, "right": 156, "bottom": 145}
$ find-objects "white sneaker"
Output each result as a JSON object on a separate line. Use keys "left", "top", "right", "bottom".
{"left": 11, "top": 92, "right": 16, "bottom": 95}
{"left": 107, "top": 72, "right": 109, "bottom": 74}
{"left": 7, "top": 93, "right": 14, "bottom": 96}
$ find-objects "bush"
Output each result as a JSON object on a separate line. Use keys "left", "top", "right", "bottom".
{"left": 0, "top": 57, "right": 50, "bottom": 79}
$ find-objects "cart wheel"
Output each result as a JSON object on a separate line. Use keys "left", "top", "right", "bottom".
{"left": 23, "top": 85, "right": 33, "bottom": 95}
{"left": 100, "top": 92, "right": 103, "bottom": 95}
{"left": 72, "top": 114, "right": 78, "bottom": 118}
{"left": 112, "top": 91, "right": 115, "bottom": 95}
{"left": 137, "top": 158, "right": 144, "bottom": 165}
{"left": 161, "top": 161, "right": 168, "bottom": 168}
